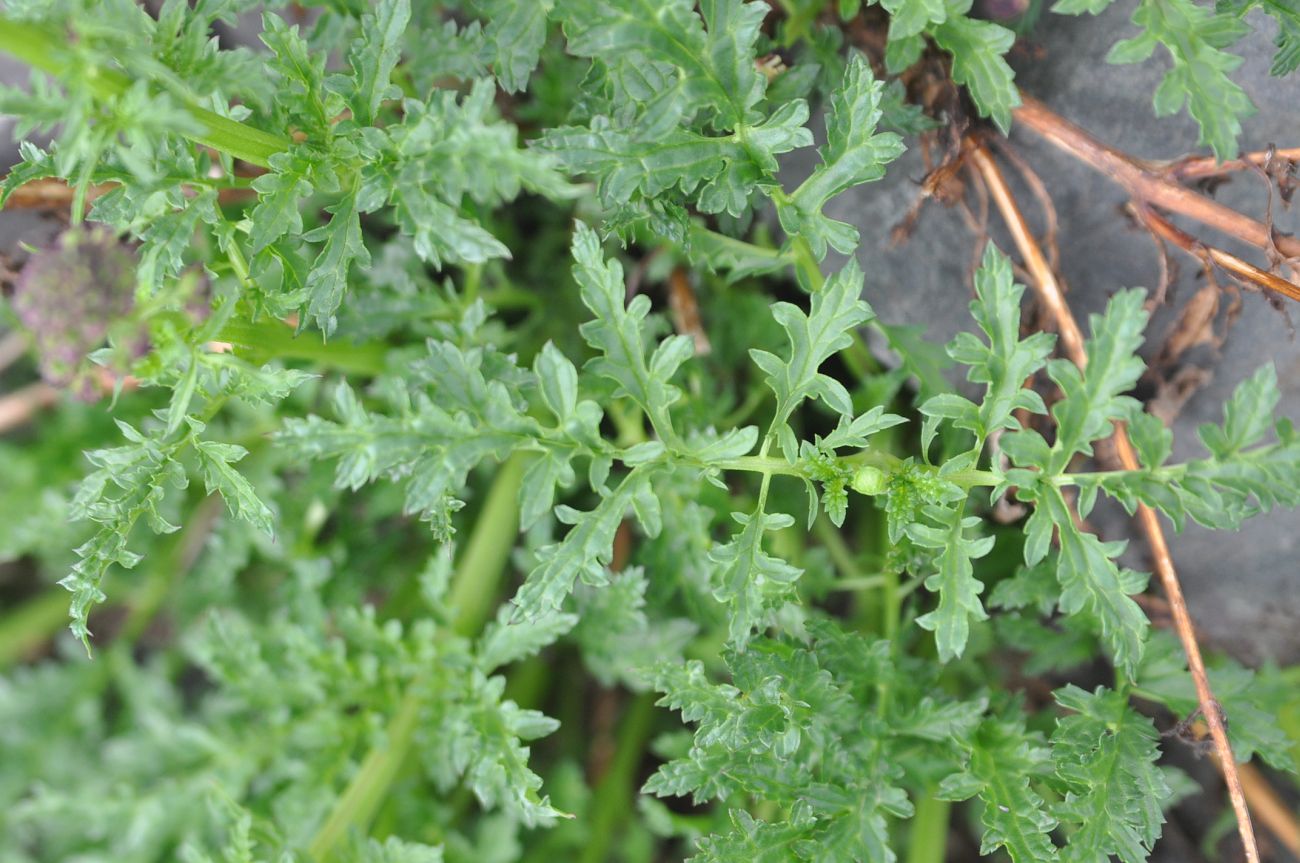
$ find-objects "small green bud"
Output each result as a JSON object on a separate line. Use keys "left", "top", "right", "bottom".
{"left": 850, "top": 465, "right": 886, "bottom": 496}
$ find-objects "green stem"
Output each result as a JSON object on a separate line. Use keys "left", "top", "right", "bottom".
{"left": 905, "top": 793, "right": 951, "bottom": 863}
{"left": 448, "top": 452, "right": 529, "bottom": 637}
{"left": 307, "top": 688, "right": 424, "bottom": 863}
{"left": 0, "top": 590, "right": 68, "bottom": 670}
{"left": 881, "top": 569, "right": 900, "bottom": 642}
{"left": 812, "top": 516, "right": 864, "bottom": 582}
{"left": 307, "top": 455, "right": 527, "bottom": 861}
{"left": 715, "top": 455, "right": 808, "bottom": 479}
{"left": 579, "top": 693, "right": 657, "bottom": 863}
{"left": 0, "top": 17, "right": 290, "bottom": 168}
{"left": 791, "top": 235, "right": 826, "bottom": 292}
{"left": 218, "top": 319, "right": 390, "bottom": 376}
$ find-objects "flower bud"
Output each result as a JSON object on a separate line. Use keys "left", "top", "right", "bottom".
{"left": 850, "top": 465, "right": 886, "bottom": 496}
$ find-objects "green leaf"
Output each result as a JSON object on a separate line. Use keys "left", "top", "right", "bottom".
{"left": 939, "top": 717, "right": 1059, "bottom": 863}
{"left": 931, "top": 0, "right": 1020, "bottom": 132}
{"left": 948, "top": 245, "right": 1054, "bottom": 442}
{"left": 0, "top": 140, "right": 57, "bottom": 206}
{"left": 248, "top": 149, "right": 315, "bottom": 254}
{"left": 882, "top": 0, "right": 949, "bottom": 38}
{"left": 1051, "top": 685, "right": 1170, "bottom": 863}
{"left": 778, "top": 54, "right": 905, "bottom": 257}
{"left": 572, "top": 567, "right": 696, "bottom": 687}
{"left": 475, "top": 0, "right": 552, "bottom": 92}
{"left": 572, "top": 222, "right": 691, "bottom": 438}
{"left": 1044, "top": 288, "right": 1147, "bottom": 473}
{"left": 544, "top": 101, "right": 811, "bottom": 217}
{"left": 819, "top": 406, "right": 908, "bottom": 451}
{"left": 1109, "top": 0, "right": 1253, "bottom": 159}
{"left": 1036, "top": 486, "right": 1148, "bottom": 674}
{"left": 910, "top": 504, "right": 994, "bottom": 661}
{"left": 260, "top": 10, "right": 336, "bottom": 136}
{"left": 1135, "top": 632, "right": 1298, "bottom": 771}
{"left": 1052, "top": 0, "right": 1118, "bottom": 15}
{"left": 303, "top": 187, "right": 371, "bottom": 333}
{"left": 1198, "top": 362, "right": 1279, "bottom": 458}
{"left": 513, "top": 470, "right": 651, "bottom": 614}
{"left": 750, "top": 261, "right": 873, "bottom": 459}
{"left": 390, "top": 186, "right": 510, "bottom": 270}
{"left": 478, "top": 606, "right": 578, "bottom": 672}
{"left": 554, "top": 0, "right": 767, "bottom": 128}
{"left": 61, "top": 423, "right": 190, "bottom": 649}
{"left": 1222, "top": 0, "right": 1300, "bottom": 75}
{"left": 342, "top": 0, "right": 411, "bottom": 126}
{"left": 192, "top": 439, "right": 275, "bottom": 537}
{"left": 710, "top": 511, "right": 803, "bottom": 647}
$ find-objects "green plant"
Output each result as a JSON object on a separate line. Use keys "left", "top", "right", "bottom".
{"left": 0, "top": 1, "right": 1298, "bottom": 861}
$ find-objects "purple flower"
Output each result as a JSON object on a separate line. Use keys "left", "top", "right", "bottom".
{"left": 12, "top": 225, "right": 138, "bottom": 397}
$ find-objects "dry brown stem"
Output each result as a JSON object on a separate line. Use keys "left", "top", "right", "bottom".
{"left": 1238, "top": 762, "right": 1300, "bottom": 858}
{"left": 1012, "top": 96, "right": 1300, "bottom": 265}
{"left": 0, "top": 381, "right": 57, "bottom": 433}
{"left": 2, "top": 179, "right": 111, "bottom": 209}
{"left": 1131, "top": 204, "right": 1300, "bottom": 302}
{"left": 0, "top": 331, "right": 29, "bottom": 373}
{"left": 2, "top": 178, "right": 256, "bottom": 211}
{"left": 970, "top": 145, "right": 1262, "bottom": 863}
{"left": 1168, "top": 147, "right": 1300, "bottom": 182}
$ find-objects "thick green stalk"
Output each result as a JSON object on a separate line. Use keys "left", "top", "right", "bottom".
{"left": 905, "top": 793, "right": 951, "bottom": 863}
{"left": 0, "top": 590, "right": 68, "bottom": 670}
{"left": 308, "top": 454, "right": 528, "bottom": 861}
{"left": 579, "top": 693, "right": 657, "bottom": 863}
{"left": 448, "top": 452, "right": 529, "bottom": 636}
{"left": 0, "top": 16, "right": 290, "bottom": 168}
{"left": 307, "top": 688, "right": 424, "bottom": 862}
{"left": 218, "top": 319, "right": 390, "bottom": 377}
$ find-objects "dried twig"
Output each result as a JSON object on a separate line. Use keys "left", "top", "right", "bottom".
{"left": 1239, "top": 762, "right": 1300, "bottom": 858}
{"left": 0, "top": 381, "right": 57, "bottom": 433}
{"left": 1167, "top": 147, "right": 1300, "bottom": 182}
{"left": 0, "top": 331, "right": 29, "bottom": 373}
{"left": 2, "top": 178, "right": 257, "bottom": 211}
{"left": 992, "top": 138, "right": 1062, "bottom": 271}
{"left": 1012, "top": 96, "right": 1300, "bottom": 264}
{"left": 2, "top": 179, "right": 112, "bottom": 210}
{"left": 970, "top": 145, "right": 1262, "bottom": 863}
{"left": 667, "top": 266, "right": 712, "bottom": 357}
{"left": 1131, "top": 204, "right": 1300, "bottom": 303}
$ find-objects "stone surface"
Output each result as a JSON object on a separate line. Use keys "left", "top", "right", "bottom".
{"left": 782, "top": 0, "right": 1300, "bottom": 662}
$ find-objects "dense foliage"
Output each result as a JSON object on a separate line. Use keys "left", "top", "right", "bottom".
{"left": 1, "top": 1, "right": 1299, "bottom": 861}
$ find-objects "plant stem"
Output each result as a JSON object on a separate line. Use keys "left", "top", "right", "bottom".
{"left": 1013, "top": 95, "right": 1300, "bottom": 263}
{"left": 307, "top": 454, "right": 527, "bottom": 861}
{"left": 791, "top": 236, "right": 827, "bottom": 292}
{"left": 306, "top": 687, "right": 424, "bottom": 863}
{"left": 449, "top": 452, "right": 529, "bottom": 637}
{"left": 218, "top": 319, "right": 390, "bottom": 376}
{"left": 0, "top": 16, "right": 290, "bottom": 168}
{"left": 812, "top": 516, "right": 864, "bottom": 583}
{"left": 1130, "top": 204, "right": 1300, "bottom": 302}
{"left": 714, "top": 455, "right": 807, "bottom": 478}
{"left": 0, "top": 590, "right": 68, "bottom": 669}
{"left": 973, "top": 142, "right": 1260, "bottom": 863}
{"left": 905, "top": 793, "right": 951, "bottom": 863}
{"left": 580, "top": 693, "right": 657, "bottom": 863}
